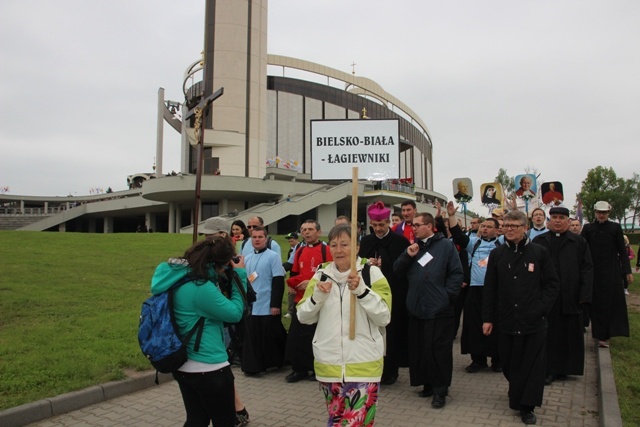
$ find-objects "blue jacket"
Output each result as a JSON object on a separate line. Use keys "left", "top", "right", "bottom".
{"left": 467, "top": 236, "right": 502, "bottom": 286}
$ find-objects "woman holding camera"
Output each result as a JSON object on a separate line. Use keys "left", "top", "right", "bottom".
{"left": 150, "top": 236, "right": 247, "bottom": 427}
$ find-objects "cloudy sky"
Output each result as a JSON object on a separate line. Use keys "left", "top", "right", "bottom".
{"left": 1, "top": 0, "right": 638, "bottom": 215}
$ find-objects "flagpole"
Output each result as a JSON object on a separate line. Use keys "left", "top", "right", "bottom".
{"left": 349, "top": 166, "right": 358, "bottom": 340}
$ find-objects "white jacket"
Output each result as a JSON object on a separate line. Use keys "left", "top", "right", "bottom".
{"left": 297, "top": 258, "right": 391, "bottom": 383}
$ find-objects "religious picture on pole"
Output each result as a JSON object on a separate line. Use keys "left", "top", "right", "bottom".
{"left": 452, "top": 177, "right": 473, "bottom": 203}
{"left": 514, "top": 174, "right": 537, "bottom": 199}
{"left": 541, "top": 181, "right": 564, "bottom": 206}
{"left": 480, "top": 182, "right": 503, "bottom": 206}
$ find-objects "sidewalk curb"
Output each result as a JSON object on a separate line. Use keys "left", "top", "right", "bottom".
{"left": 0, "top": 371, "right": 173, "bottom": 427}
{"left": 596, "top": 342, "right": 623, "bottom": 427}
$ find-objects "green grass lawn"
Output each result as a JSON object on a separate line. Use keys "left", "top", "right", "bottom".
{"left": 610, "top": 278, "right": 640, "bottom": 426}
{"left": 0, "top": 231, "right": 191, "bottom": 409}
{"left": 0, "top": 231, "right": 293, "bottom": 411}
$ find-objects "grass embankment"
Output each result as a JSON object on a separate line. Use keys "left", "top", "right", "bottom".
{"left": 0, "top": 231, "right": 294, "bottom": 411}
{"left": 610, "top": 282, "right": 640, "bottom": 426}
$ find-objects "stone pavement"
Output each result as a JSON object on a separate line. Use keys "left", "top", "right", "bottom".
{"left": 15, "top": 335, "right": 606, "bottom": 427}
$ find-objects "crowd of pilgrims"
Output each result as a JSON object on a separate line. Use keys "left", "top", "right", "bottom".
{"left": 158, "top": 198, "right": 633, "bottom": 426}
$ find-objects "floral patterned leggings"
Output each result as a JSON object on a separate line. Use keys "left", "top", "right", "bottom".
{"left": 320, "top": 381, "right": 379, "bottom": 427}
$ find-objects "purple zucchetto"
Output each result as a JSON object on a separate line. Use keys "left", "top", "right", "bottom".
{"left": 367, "top": 201, "right": 391, "bottom": 221}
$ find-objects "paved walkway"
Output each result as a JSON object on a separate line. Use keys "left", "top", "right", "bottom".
{"left": 22, "top": 336, "right": 601, "bottom": 427}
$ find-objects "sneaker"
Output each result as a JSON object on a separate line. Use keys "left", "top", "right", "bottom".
{"left": 283, "top": 313, "right": 292, "bottom": 319}
{"left": 235, "top": 408, "right": 249, "bottom": 427}
{"left": 624, "top": 289, "right": 629, "bottom": 295}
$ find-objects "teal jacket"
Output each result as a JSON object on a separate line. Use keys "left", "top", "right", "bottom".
{"left": 150, "top": 261, "right": 247, "bottom": 364}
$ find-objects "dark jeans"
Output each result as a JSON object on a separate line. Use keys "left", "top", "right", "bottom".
{"left": 173, "top": 366, "right": 236, "bottom": 427}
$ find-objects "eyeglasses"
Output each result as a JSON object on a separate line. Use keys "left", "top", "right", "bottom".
{"left": 247, "top": 225, "right": 256, "bottom": 229}
{"left": 502, "top": 224, "right": 524, "bottom": 230}
{"left": 411, "top": 223, "right": 426, "bottom": 228}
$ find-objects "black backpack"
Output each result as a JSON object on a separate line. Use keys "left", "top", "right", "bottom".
{"left": 230, "top": 269, "right": 256, "bottom": 318}
{"left": 290, "top": 242, "right": 328, "bottom": 277}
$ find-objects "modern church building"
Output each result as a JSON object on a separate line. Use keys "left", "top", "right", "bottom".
{"left": 0, "top": 0, "right": 446, "bottom": 233}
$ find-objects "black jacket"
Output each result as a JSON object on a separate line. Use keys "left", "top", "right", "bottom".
{"left": 482, "top": 238, "right": 560, "bottom": 335}
{"left": 358, "top": 230, "right": 411, "bottom": 311}
{"left": 393, "top": 232, "right": 463, "bottom": 320}
{"left": 447, "top": 223, "right": 471, "bottom": 284}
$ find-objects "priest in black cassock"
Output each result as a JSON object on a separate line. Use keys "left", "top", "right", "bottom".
{"left": 358, "top": 201, "right": 410, "bottom": 385}
{"left": 580, "top": 200, "right": 633, "bottom": 348}
{"left": 482, "top": 210, "right": 559, "bottom": 425}
{"left": 533, "top": 206, "right": 593, "bottom": 385}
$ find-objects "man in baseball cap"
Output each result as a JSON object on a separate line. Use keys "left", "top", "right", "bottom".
{"left": 200, "top": 217, "right": 230, "bottom": 237}
{"left": 491, "top": 207, "right": 505, "bottom": 219}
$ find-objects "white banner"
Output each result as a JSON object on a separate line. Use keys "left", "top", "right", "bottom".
{"left": 310, "top": 119, "right": 400, "bottom": 181}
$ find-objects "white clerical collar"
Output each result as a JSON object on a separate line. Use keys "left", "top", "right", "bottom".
{"left": 377, "top": 229, "right": 390, "bottom": 239}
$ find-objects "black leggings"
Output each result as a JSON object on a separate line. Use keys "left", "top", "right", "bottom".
{"left": 173, "top": 366, "right": 236, "bottom": 427}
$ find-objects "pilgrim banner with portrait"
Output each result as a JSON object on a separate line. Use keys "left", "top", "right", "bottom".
{"left": 452, "top": 177, "right": 473, "bottom": 203}
{"left": 480, "top": 182, "right": 503, "bottom": 215}
{"left": 541, "top": 181, "right": 564, "bottom": 206}
{"left": 514, "top": 173, "right": 539, "bottom": 215}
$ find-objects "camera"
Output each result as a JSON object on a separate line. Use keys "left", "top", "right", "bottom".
{"left": 232, "top": 256, "right": 240, "bottom": 264}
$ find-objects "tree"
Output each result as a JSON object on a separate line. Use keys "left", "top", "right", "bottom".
{"left": 494, "top": 168, "right": 515, "bottom": 196}
{"left": 626, "top": 173, "right": 640, "bottom": 231}
{"left": 578, "top": 166, "right": 633, "bottom": 223}
{"left": 494, "top": 166, "right": 543, "bottom": 197}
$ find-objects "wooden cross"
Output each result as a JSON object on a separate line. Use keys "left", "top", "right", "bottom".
{"left": 185, "top": 87, "right": 224, "bottom": 242}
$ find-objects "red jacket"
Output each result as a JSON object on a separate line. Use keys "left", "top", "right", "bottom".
{"left": 287, "top": 242, "right": 332, "bottom": 302}
{"left": 392, "top": 221, "right": 415, "bottom": 244}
